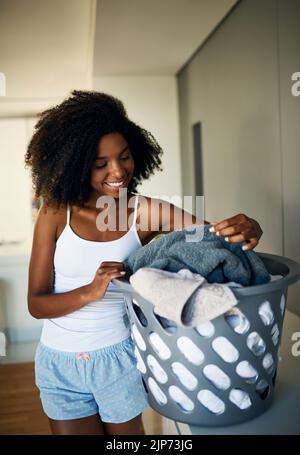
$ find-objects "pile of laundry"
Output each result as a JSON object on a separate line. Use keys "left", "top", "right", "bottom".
{"left": 123, "top": 224, "right": 280, "bottom": 327}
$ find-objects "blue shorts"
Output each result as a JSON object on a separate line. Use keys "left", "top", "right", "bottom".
{"left": 35, "top": 337, "right": 149, "bottom": 423}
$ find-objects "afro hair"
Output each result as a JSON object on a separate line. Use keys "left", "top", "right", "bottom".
{"left": 25, "top": 90, "right": 163, "bottom": 207}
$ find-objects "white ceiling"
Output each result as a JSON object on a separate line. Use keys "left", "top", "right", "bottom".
{"left": 0, "top": 0, "right": 237, "bottom": 105}
{"left": 0, "top": 0, "right": 95, "bottom": 99}
{"left": 93, "top": 0, "right": 237, "bottom": 76}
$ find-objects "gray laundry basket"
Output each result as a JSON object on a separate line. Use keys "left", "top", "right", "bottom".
{"left": 113, "top": 253, "right": 300, "bottom": 426}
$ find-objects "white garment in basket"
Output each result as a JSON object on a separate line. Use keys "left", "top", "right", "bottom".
{"left": 129, "top": 268, "right": 237, "bottom": 327}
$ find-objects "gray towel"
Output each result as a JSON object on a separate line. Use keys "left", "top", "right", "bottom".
{"left": 124, "top": 224, "right": 269, "bottom": 286}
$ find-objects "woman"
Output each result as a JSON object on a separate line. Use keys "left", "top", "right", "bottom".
{"left": 25, "top": 90, "right": 262, "bottom": 435}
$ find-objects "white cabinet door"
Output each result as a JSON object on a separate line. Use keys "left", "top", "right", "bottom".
{"left": 278, "top": 0, "right": 300, "bottom": 316}
{"left": 0, "top": 118, "right": 33, "bottom": 245}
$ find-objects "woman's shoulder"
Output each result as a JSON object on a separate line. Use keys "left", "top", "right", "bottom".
{"left": 38, "top": 202, "right": 67, "bottom": 221}
{"left": 136, "top": 194, "right": 169, "bottom": 218}
{"left": 35, "top": 202, "right": 67, "bottom": 237}
{"left": 134, "top": 194, "right": 166, "bottom": 241}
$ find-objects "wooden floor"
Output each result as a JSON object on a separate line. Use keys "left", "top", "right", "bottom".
{"left": 0, "top": 362, "right": 162, "bottom": 435}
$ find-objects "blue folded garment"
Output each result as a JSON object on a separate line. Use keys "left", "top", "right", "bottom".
{"left": 124, "top": 224, "right": 270, "bottom": 286}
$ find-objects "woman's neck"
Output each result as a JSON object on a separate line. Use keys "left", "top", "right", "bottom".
{"left": 85, "top": 189, "right": 134, "bottom": 211}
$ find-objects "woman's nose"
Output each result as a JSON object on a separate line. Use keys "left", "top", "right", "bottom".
{"left": 109, "top": 162, "right": 127, "bottom": 179}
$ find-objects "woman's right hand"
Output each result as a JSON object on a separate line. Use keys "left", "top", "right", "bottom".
{"left": 86, "top": 261, "right": 126, "bottom": 302}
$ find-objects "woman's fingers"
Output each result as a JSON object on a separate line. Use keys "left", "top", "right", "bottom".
{"left": 242, "top": 238, "right": 258, "bottom": 251}
{"left": 98, "top": 266, "right": 123, "bottom": 273}
{"left": 104, "top": 269, "right": 126, "bottom": 281}
{"left": 214, "top": 222, "right": 250, "bottom": 237}
{"left": 98, "top": 267, "right": 124, "bottom": 275}
{"left": 100, "top": 261, "right": 124, "bottom": 267}
{"left": 222, "top": 230, "right": 258, "bottom": 250}
{"left": 99, "top": 261, "right": 124, "bottom": 271}
{"left": 211, "top": 214, "right": 250, "bottom": 233}
{"left": 223, "top": 233, "right": 247, "bottom": 244}
{"left": 209, "top": 214, "right": 260, "bottom": 250}
{"left": 98, "top": 262, "right": 124, "bottom": 272}
{"left": 210, "top": 214, "right": 248, "bottom": 232}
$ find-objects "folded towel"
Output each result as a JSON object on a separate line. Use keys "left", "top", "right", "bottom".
{"left": 125, "top": 224, "right": 269, "bottom": 286}
{"left": 129, "top": 268, "right": 237, "bottom": 326}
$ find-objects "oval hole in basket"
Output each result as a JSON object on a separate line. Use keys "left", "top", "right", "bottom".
{"left": 224, "top": 308, "right": 250, "bottom": 335}
{"left": 202, "top": 364, "right": 231, "bottom": 390}
{"left": 262, "top": 353, "right": 275, "bottom": 374}
{"left": 271, "top": 324, "right": 280, "bottom": 346}
{"left": 132, "top": 299, "right": 148, "bottom": 327}
{"left": 132, "top": 324, "right": 146, "bottom": 351}
{"left": 258, "top": 301, "right": 274, "bottom": 326}
{"left": 153, "top": 310, "right": 177, "bottom": 334}
{"left": 229, "top": 388, "right": 252, "bottom": 410}
{"left": 171, "top": 362, "right": 198, "bottom": 391}
{"left": 195, "top": 321, "right": 215, "bottom": 338}
{"left": 147, "top": 355, "right": 168, "bottom": 384}
{"left": 177, "top": 337, "right": 205, "bottom": 365}
{"left": 149, "top": 332, "right": 171, "bottom": 360}
{"left": 148, "top": 377, "right": 168, "bottom": 406}
{"left": 212, "top": 337, "right": 239, "bottom": 363}
{"left": 256, "top": 379, "right": 270, "bottom": 400}
{"left": 197, "top": 389, "right": 225, "bottom": 415}
{"left": 246, "top": 332, "right": 266, "bottom": 356}
{"left": 134, "top": 346, "right": 147, "bottom": 374}
{"left": 169, "top": 385, "right": 194, "bottom": 412}
{"left": 236, "top": 361, "right": 258, "bottom": 384}
{"left": 280, "top": 294, "right": 286, "bottom": 316}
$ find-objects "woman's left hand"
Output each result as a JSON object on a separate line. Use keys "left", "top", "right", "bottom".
{"left": 209, "top": 214, "right": 263, "bottom": 251}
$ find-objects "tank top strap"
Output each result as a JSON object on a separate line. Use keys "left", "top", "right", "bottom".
{"left": 66, "top": 204, "right": 71, "bottom": 226}
{"left": 132, "top": 194, "right": 139, "bottom": 226}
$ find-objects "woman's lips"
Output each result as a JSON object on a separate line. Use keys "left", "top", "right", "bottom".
{"left": 104, "top": 178, "right": 127, "bottom": 190}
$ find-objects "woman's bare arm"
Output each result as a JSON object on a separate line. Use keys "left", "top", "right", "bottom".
{"left": 27, "top": 204, "right": 124, "bottom": 319}
{"left": 27, "top": 204, "right": 92, "bottom": 319}
{"left": 142, "top": 197, "right": 262, "bottom": 250}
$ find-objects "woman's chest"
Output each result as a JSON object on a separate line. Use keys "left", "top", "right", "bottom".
{"left": 56, "top": 199, "right": 157, "bottom": 246}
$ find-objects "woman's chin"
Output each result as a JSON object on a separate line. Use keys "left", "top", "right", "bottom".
{"left": 102, "top": 184, "right": 129, "bottom": 198}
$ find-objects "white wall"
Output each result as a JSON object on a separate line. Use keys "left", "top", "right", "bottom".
{"left": 0, "top": 0, "right": 95, "bottom": 100}
{"left": 178, "top": 0, "right": 283, "bottom": 255}
{"left": 278, "top": 0, "right": 300, "bottom": 315}
{"left": 0, "top": 117, "right": 42, "bottom": 343}
{"left": 93, "top": 77, "right": 182, "bottom": 200}
{"left": 0, "top": 118, "right": 34, "bottom": 246}
{"left": 93, "top": 0, "right": 237, "bottom": 76}
{"left": 0, "top": 256, "right": 43, "bottom": 343}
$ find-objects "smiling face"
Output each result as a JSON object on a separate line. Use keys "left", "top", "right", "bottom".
{"left": 89, "top": 132, "right": 135, "bottom": 201}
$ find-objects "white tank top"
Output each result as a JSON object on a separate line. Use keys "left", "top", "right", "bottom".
{"left": 40, "top": 194, "right": 142, "bottom": 352}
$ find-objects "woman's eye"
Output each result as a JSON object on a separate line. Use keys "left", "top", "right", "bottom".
{"left": 95, "top": 155, "right": 130, "bottom": 169}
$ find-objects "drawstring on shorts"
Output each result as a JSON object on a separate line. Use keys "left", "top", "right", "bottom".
{"left": 77, "top": 353, "right": 90, "bottom": 362}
